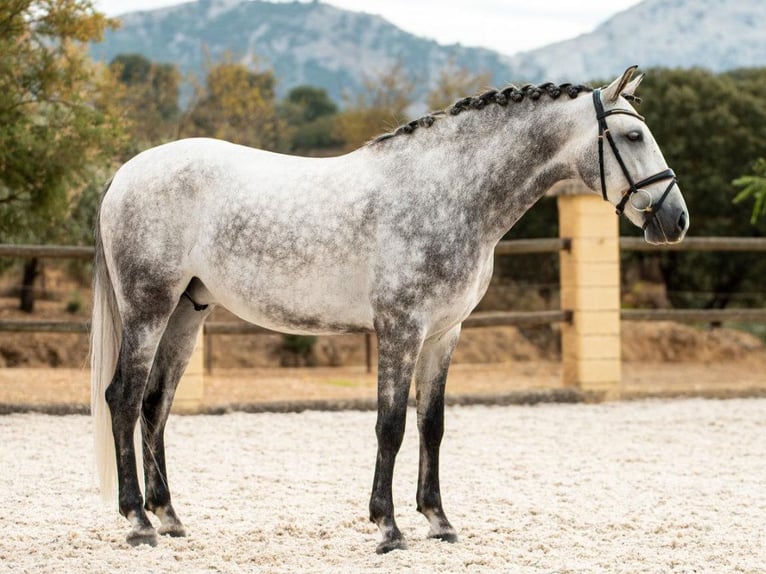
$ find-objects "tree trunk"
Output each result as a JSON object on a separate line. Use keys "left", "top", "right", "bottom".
{"left": 19, "top": 257, "right": 39, "bottom": 313}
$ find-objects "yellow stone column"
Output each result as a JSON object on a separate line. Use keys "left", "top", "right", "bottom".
{"left": 552, "top": 181, "right": 621, "bottom": 400}
{"left": 172, "top": 330, "right": 205, "bottom": 413}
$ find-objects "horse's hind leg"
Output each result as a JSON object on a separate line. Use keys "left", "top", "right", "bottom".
{"left": 414, "top": 325, "right": 461, "bottom": 543}
{"left": 142, "top": 295, "right": 213, "bottom": 537}
{"left": 106, "top": 315, "right": 174, "bottom": 547}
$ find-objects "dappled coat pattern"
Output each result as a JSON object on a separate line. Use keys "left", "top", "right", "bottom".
{"left": 91, "top": 67, "right": 688, "bottom": 553}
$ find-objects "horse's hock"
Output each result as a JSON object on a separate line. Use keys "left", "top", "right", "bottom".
{"left": 170, "top": 181, "right": 623, "bottom": 412}
{"left": 552, "top": 180, "right": 621, "bottom": 400}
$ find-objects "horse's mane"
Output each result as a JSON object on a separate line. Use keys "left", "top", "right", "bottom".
{"left": 370, "top": 81, "right": 596, "bottom": 145}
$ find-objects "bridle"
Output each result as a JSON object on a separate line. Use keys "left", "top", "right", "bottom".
{"left": 593, "top": 88, "right": 678, "bottom": 229}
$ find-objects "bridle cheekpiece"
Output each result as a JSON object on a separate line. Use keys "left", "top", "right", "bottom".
{"left": 593, "top": 88, "right": 678, "bottom": 229}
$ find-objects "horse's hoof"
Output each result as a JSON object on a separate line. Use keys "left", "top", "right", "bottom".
{"left": 429, "top": 531, "right": 459, "bottom": 544}
{"left": 126, "top": 526, "right": 158, "bottom": 547}
{"left": 376, "top": 537, "right": 407, "bottom": 554}
{"left": 158, "top": 523, "right": 187, "bottom": 538}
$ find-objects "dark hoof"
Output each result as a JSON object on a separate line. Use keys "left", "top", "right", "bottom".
{"left": 126, "top": 526, "right": 158, "bottom": 547}
{"left": 158, "top": 523, "right": 187, "bottom": 538}
{"left": 376, "top": 537, "right": 407, "bottom": 554}
{"left": 429, "top": 531, "right": 459, "bottom": 543}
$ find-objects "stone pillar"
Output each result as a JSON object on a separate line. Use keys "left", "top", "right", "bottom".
{"left": 551, "top": 181, "right": 621, "bottom": 400}
{"left": 172, "top": 330, "right": 205, "bottom": 413}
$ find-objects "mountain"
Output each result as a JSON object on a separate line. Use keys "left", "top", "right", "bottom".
{"left": 90, "top": 0, "right": 766, "bottom": 108}
{"left": 89, "top": 0, "right": 514, "bottom": 107}
{"left": 507, "top": 0, "right": 766, "bottom": 82}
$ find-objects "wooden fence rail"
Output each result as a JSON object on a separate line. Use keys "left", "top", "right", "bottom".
{"left": 0, "top": 310, "right": 576, "bottom": 334}
{"left": 2, "top": 234, "right": 766, "bottom": 403}
{"left": 1, "top": 237, "right": 765, "bottom": 336}
{"left": 3, "top": 307, "right": 766, "bottom": 336}
{"left": 0, "top": 245, "right": 94, "bottom": 259}
{"left": 620, "top": 308, "right": 766, "bottom": 322}
{"left": 2, "top": 238, "right": 569, "bottom": 259}
{"left": 620, "top": 236, "right": 766, "bottom": 252}
{"left": 0, "top": 320, "right": 90, "bottom": 333}
{"left": 3, "top": 235, "right": 765, "bottom": 260}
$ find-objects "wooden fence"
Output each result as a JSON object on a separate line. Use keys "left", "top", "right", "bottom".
{"left": 2, "top": 187, "right": 766, "bottom": 403}
{"left": 1, "top": 239, "right": 765, "bottom": 333}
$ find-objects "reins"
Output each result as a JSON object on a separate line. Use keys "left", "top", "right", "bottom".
{"left": 593, "top": 88, "right": 677, "bottom": 229}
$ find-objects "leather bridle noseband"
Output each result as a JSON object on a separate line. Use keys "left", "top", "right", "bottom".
{"left": 593, "top": 88, "right": 678, "bottom": 229}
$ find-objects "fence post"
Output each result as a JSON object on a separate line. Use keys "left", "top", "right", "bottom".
{"left": 172, "top": 330, "right": 205, "bottom": 413}
{"left": 551, "top": 181, "right": 621, "bottom": 400}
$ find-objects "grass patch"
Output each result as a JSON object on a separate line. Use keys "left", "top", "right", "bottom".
{"left": 728, "top": 321, "right": 766, "bottom": 344}
{"left": 324, "top": 379, "right": 357, "bottom": 387}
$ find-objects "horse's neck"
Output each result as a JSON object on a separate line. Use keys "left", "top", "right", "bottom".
{"left": 458, "top": 104, "right": 577, "bottom": 242}
{"left": 380, "top": 103, "right": 578, "bottom": 244}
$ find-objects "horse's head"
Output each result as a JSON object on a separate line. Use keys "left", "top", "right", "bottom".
{"left": 575, "top": 67, "right": 689, "bottom": 244}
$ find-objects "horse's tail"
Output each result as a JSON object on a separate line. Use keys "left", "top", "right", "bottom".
{"left": 91, "top": 179, "right": 122, "bottom": 504}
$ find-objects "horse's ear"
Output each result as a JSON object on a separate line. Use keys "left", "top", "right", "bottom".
{"left": 603, "top": 65, "right": 640, "bottom": 102}
{"left": 622, "top": 73, "right": 644, "bottom": 98}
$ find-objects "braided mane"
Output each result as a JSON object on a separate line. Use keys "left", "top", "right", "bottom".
{"left": 370, "top": 81, "right": 595, "bottom": 145}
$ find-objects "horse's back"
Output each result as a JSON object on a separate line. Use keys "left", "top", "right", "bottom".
{"left": 102, "top": 138, "right": 367, "bottom": 246}
{"left": 107, "top": 138, "right": 328, "bottom": 201}
{"left": 100, "top": 138, "right": 379, "bottom": 332}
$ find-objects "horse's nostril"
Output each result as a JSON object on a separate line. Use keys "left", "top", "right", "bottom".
{"left": 678, "top": 211, "right": 687, "bottom": 231}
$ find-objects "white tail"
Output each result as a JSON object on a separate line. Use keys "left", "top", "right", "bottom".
{"left": 91, "top": 208, "right": 123, "bottom": 504}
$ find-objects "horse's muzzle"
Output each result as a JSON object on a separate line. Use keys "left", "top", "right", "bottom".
{"left": 644, "top": 205, "right": 689, "bottom": 245}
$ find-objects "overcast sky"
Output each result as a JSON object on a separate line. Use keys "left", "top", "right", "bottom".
{"left": 94, "top": 0, "right": 643, "bottom": 56}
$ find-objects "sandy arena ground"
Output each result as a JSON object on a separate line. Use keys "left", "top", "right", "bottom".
{"left": 1, "top": 398, "right": 765, "bottom": 573}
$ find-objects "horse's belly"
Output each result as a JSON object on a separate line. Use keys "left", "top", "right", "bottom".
{"left": 240, "top": 297, "right": 374, "bottom": 336}
{"left": 202, "top": 264, "right": 375, "bottom": 335}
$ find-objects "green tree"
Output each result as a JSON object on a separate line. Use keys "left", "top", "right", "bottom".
{"left": 0, "top": 0, "right": 123, "bottom": 310}
{"left": 283, "top": 85, "right": 338, "bottom": 122}
{"left": 278, "top": 85, "right": 343, "bottom": 153}
{"left": 426, "top": 61, "right": 492, "bottom": 111}
{"left": 733, "top": 158, "right": 766, "bottom": 223}
{"left": 180, "top": 56, "right": 285, "bottom": 151}
{"left": 333, "top": 63, "right": 413, "bottom": 151}
{"left": 110, "top": 53, "right": 180, "bottom": 154}
{"left": 626, "top": 67, "right": 766, "bottom": 310}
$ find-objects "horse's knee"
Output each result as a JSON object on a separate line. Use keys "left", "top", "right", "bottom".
{"left": 375, "top": 407, "right": 407, "bottom": 454}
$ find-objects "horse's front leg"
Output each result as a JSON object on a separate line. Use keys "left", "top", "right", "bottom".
{"left": 369, "top": 317, "right": 424, "bottom": 554}
{"left": 414, "top": 325, "right": 461, "bottom": 542}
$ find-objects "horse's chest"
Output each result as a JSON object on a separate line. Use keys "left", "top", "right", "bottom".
{"left": 407, "top": 249, "right": 494, "bottom": 334}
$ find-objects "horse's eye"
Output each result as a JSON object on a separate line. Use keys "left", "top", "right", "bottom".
{"left": 627, "top": 130, "right": 642, "bottom": 142}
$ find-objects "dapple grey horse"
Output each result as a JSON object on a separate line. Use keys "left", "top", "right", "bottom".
{"left": 91, "top": 67, "right": 688, "bottom": 552}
